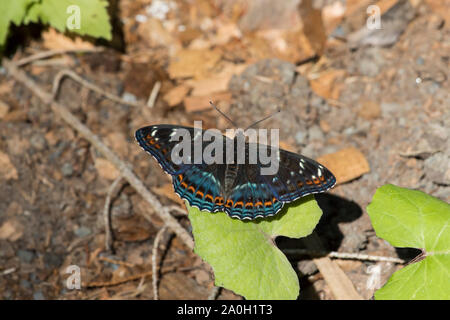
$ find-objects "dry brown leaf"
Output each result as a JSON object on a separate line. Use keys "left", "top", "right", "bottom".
{"left": 0, "top": 100, "right": 10, "bottom": 119}
{"left": 424, "top": 0, "right": 450, "bottom": 25}
{"left": 298, "top": 0, "right": 327, "bottom": 55}
{"left": 310, "top": 69, "right": 346, "bottom": 100}
{"left": 317, "top": 147, "right": 370, "bottom": 184}
{"left": 94, "top": 158, "right": 120, "bottom": 180}
{"left": 163, "top": 85, "right": 190, "bottom": 107}
{"left": 319, "top": 119, "right": 331, "bottom": 133}
{"left": 152, "top": 183, "right": 185, "bottom": 207}
{"left": 0, "top": 151, "right": 18, "bottom": 180}
{"left": 184, "top": 92, "right": 232, "bottom": 113}
{"left": 322, "top": 1, "right": 346, "bottom": 35}
{"left": 104, "top": 132, "right": 129, "bottom": 157}
{"left": 168, "top": 49, "right": 222, "bottom": 80}
{"left": 137, "top": 18, "right": 181, "bottom": 55}
{"left": 187, "top": 63, "right": 247, "bottom": 96}
{"left": 42, "top": 28, "right": 94, "bottom": 50}
{"left": 0, "top": 219, "right": 23, "bottom": 242}
{"left": 358, "top": 101, "right": 381, "bottom": 120}
{"left": 256, "top": 29, "right": 318, "bottom": 63}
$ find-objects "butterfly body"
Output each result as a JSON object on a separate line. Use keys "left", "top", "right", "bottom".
{"left": 136, "top": 125, "right": 336, "bottom": 220}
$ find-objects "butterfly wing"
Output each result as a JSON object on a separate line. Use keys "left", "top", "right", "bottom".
{"left": 136, "top": 125, "right": 229, "bottom": 212}
{"left": 223, "top": 144, "right": 336, "bottom": 219}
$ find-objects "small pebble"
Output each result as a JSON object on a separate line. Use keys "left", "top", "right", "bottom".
{"left": 122, "top": 92, "right": 137, "bottom": 103}
{"left": 33, "top": 291, "right": 45, "bottom": 300}
{"left": 295, "top": 131, "right": 308, "bottom": 145}
{"left": 61, "top": 163, "right": 74, "bottom": 177}
{"left": 74, "top": 226, "right": 92, "bottom": 238}
{"left": 18, "top": 250, "right": 35, "bottom": 264}
{"left": 30, "top": 134, "right": 47, "bottom": 151}
{"left": 308, "top": 125, "right": 324, "bottom": 141}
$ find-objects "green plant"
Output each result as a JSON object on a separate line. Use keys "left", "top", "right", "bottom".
{"left": 0, "top": 0, "right": 111, "bottom": 47}
{"left": 187, "top": 195, "right": 322, "bottom": 300}
{"left": 367, "top": 184, "right": 450, "bottom": 300}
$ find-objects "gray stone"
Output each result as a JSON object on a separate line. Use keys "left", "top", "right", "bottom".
{"left": 295, "top": 131, "right": 308, "bottom": 145}
{"left": 18, "top": 250, "right": 35, "bottom": 263}
{"left": 61, "top": 163, "right": 74, "bottom": 177}
{"left": 30, "top": 134, "right": 47, "bottom": 151}
{"left": 424, "top": 152, "right": 450, "bottom": 185}
{"left": 308, "top": 125, "right": 324, "bottom": 141}
{"left": 33, "top": 291, "right": 45, "bottom": 300}
{"left": 74, "top": 226, "right": 92, "bottom": 238}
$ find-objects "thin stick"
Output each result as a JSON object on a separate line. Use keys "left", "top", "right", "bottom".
{"left": 52, "top": 69, "right": 144, "bottom": 108}
{"left": 283, "top": 249, "right": 405, "bottom": 264}
{"left": 147, "top": 81, "right": 161, "bottom": 108}
{"left": 15, "top": 48, "right": 102, "bottom": 67}
{"left": 152, "top": 226, "right": 168, "bottom": 300}
{"left": 103, "top": 176, "right": 124, "bottom": 252}
{"left": 85, "top": 265, "right": 176, "bottom": 288}
{"left": 3, "top": 59, "right": 195, "bottom": 251}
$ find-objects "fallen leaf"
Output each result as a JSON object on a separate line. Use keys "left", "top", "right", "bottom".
{"left": 310, "top": 69, "right": 346, "bottom": 100}
{"left": 358, "top": 101, "right": 381, "bottom": 120}
{"left": 184, "top": 92, "right": 232, "bottom": 113}
{"left": 94, "top": 158, "right": 120, "bottom": 180}
{"left": 186, "top": 63, "right": 247, "bottom": 96}
{"left": 0, "top": 151, "right": 18, "bottom": 180}
{"left": 317, "top": 147, "right": 370, "bottom": 184}
{"left": 0, "top": 100, "right": 10, "bottom": 119}
{"left": 163, "top": 85, "right": 190, "bottom": 107}
{"left": 298, "top": 0, "right": 327, "bottom": 55}
{"left": 153, "top": 183, "right": 186, "bottom": 207}
{"left": 42, "top": 28, "right": 94, "bottom": 50}
{"left": 104, "top": 132, "right": 129, "bottom": 157}
{"left": 168, "top": 49, "right": 222, "bottom": 80}
{"left": 425, "top": 0, "right": 450, "bottom": 25}
{"left": 0, "top": 219, "right": 23, "bottom": 242}
{"left": 322, "top": 1, "right": 346, "bottom": 35}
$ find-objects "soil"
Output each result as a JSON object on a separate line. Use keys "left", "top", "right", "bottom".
{"left": 0, "top": 0, "right": 448, "bottom": 300}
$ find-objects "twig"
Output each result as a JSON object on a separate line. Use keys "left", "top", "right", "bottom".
{"left": 168, "top": 205, "right": 188, "bottom": 217}
{"left": 147, "top": 81, "right": 161, "bottom": 108}
{"left": 52, "top": 69, "right": 144, "bottom": 108}
{"left": 152, "top": 226, "right": 168, "bottom": 300}
{"left": 15, "top": 48, "right": 102, "bottom": 67}
{"left": 85, "top": 265, "right": 176, "bottom": 288}
{"left": 3, "top": 59, "right": 195, "bottom": 251}
{"left": 97, "top": 256, "right": 135, "bottom": 268}
{"left": 103, "top": 175, "right": 123, "bottom": 252}
{"left": 283, "top": 249, "right": 405, "bottom": 264}
{"left": 301, "top": 233, "right": 363, "bottom": 300}
{"left": 208, "top": 286, "right": 221, "bottom": 300}
{"left": 0, "top": 268, "right": 16, "bottom": 276}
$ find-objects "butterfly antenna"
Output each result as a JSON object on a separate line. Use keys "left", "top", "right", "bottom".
{"left": 245, "top": 107, "right": 281, "bottom": 130}
{"left": 210, "top": 101, "right": 239, "bottom": 127}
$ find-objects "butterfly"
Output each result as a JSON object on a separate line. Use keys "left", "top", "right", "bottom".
{"left": 135, "top": 106, "right": 336, "bottom": 220}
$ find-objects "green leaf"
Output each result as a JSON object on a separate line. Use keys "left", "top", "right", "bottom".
{"left": 24, "top": 0, "right": 111, "bottom": 40}
{"left": 0, "top": 0, "right": 37, "bottom": 45}
{"left": 188, "top": 195, "right": 323, "bottom": 300}
{"left": 367, "top": 184, "right": 450, "bottom": 300}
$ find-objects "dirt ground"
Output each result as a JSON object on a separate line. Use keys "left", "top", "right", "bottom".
{"left": 0, "top": 0, "right": 448, "bottom": 300}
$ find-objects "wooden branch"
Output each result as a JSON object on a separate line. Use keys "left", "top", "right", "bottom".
{"left": 3, "top": 58, "right": 194, "bottom": 251}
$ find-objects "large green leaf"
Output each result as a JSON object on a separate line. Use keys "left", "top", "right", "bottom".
{"left": 367, "top": 184, "right": 450, "bottom": 300}
{"left": 0, "top": 0, "right": 37, "bottom": 45}
{"left": 188, "top": 195, "right": 322, "bottom": 300}
{"left": 24, "top": 0, "right": 111, "bottom": 40}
